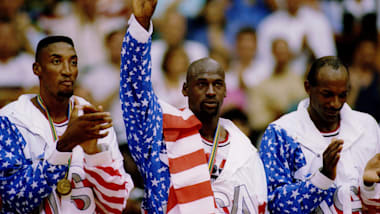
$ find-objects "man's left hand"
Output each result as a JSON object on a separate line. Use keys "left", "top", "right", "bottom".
{"left": 363, "top": 153, "right": 380, "bottom": 186}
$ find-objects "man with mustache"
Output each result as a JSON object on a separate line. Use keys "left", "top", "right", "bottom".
{"left": 260, "top": 56, "right": 380, "bottom": 213}
{"left": 0, "top": 36, "right": 133, "bottom": 213}
{"left": 119, "top": 0, "right": 267, "bottom": 213}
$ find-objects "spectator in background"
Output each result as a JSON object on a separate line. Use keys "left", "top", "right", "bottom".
{"left": 229, "top": 27, "right": 271, "bottom": 91}
{"left": 248, "top": 38, "right": 306, "bottom": 132}
{"left": 336, "top": 0, "right": 377, "bottom": 66}
{"left": 257, "top": 0, "right": 336, "bottom": 76}
{"left": 152, "top": 0, "right": 206, "bottom": 19}
{"left": 0, "top": 0, "right": 44, "bottom": 52}
{"left": 39, "top": 0, "right": 126, "bottom": 72}
{"left": 224, "top": 0, "right": 272, "bottom": 46}
{"left": 0, "top": 20, "right": 38, "bottom": 108}
{"left": 221, "top": 107, "right": 260, "bottom": 148}
{"left": 79, "top": 29, "right": 126, "bottom": 142}
{"left": 151, "top": 9, "right": 208, "bottom": 88}
{"left": 347, "top": 38, "right": 380, "bottom": 122}
{"left": 153, "top": 45, "right": 189, "bottom": 108}
{"left": 187, "top": 0, "right": 229, "bottom": 52}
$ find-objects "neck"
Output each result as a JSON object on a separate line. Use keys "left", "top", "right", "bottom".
{"left": 37, "top": 92, "right": 71, "bottom": 123}
{"left": 239, "top": 58, "right": 252, "bottom": 67}
{"left": 307, "top": 107, "right": 339, "bottom": 132}
{"left": 199, "top": 116, "right": 220, "bottom": 141}
{"left": 274, "top": 63, "right": 286, "bottom": 75}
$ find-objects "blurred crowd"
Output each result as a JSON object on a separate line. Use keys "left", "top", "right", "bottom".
{"left": 1, "top": 0, "right": 380, "bottom": 212}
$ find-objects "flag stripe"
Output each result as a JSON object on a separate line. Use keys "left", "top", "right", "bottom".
{"left": 168, "top": 149, "right": 207, "bottom": 173}
{"left": 166, "top": 134, "right": 205, "bottom": 158}
{"left": 93, "top": 165, "right": 122, "bottom": 177}
{"left": 174, "top": 180, "right": 214, "bottom": 204}
{"left": 92, "top": 184, "right": 126, "bottom": 204}
{"left": 170, "top": 164, "right": 211, "bottom": 189}
{"left": 84, "top": 168, "right": 126, "bottom": 191}
{"left": 85, "top": 174, "right": 128, "bottom": 198}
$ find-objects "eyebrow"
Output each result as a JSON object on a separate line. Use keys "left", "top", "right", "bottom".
{"left": 49, "top": 54, "right": 77, "bottom": 58}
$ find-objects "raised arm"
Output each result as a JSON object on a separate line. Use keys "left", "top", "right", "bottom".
{"left": 259, "top": 124, "right": 335, "bottom": 213}
{"left": 0, "top": 116, "right": 67, "bottom": 213}
{"left": 119, "top": 0, "right": 172, "bottom": 212}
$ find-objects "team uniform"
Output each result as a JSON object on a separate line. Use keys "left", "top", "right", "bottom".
{"left": 260, "top": 98, "right": 380, "bottom": 214}
{"left": 0, "top": 94, "right": 133, "bottom": 214}
{"left": 120, "top": 15, "right": 267, "bottom": 214}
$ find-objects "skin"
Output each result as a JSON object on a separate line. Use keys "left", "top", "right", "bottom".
{"left": 272, "top": 39, "right": 291, "bottom": 73}
{"left": 305, "top": 65, "right": 349, "bottom": 180}
{"left": 236, "top": 32, "right": 256, "bottom": 66}
{"left": 32, "top": 41, "right": 112, "bottom": 154}
{"left": 182, "top": 58, "right": 227, "bottom": 141}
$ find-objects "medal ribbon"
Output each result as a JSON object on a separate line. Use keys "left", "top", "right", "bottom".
{"left": 36, "top": 95, "right": 72, "bottom": 141}
{"left": 37, "top": 95, "right": 72, "bottom": 170}
{"left": 207, "top": 121, "right": 220, "bottom": 175}
{"left": 37, "top": 95, "right": 74, "bottom": 195}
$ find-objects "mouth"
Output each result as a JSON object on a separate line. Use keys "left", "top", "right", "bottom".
{"left": 202, "top": 100, "right": 218, "bottom": 108}
{"left": 325, "top": 110, "right": 339, "bottom": 118}
{"left": 60, "top": 80, "right": 73, "bottom": 87}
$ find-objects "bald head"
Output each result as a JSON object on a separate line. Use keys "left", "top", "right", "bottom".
{"left": 186, "top": 57, "right": 225, "bottom": 83}
{"left": 182, "top": 57, "right": 226, "bottom": 120}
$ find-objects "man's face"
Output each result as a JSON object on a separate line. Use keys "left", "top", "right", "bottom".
{"left": 236, "top": 32, "right": 256, "bottom": 63}
{"left": 183, "top": 65, "right": 226, "bottom": 119}
{"left": 34, "top": 42, "right": 78, "bottom": 99}
{"left": 355, "top": 40, "right": 376, "bottom": 69}
{"left": 306, "top": 65, "right": 349, "bottom": 126}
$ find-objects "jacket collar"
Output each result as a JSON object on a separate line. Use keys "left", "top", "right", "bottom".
{"left": 282, "top": 99, "right": 363, "bottom": 154}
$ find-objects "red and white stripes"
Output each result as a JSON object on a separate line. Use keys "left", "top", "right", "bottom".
{"left": 84, "top": 164, "right": 132, "bottom": 214}
{"left": 160, "top": 101, "right": 215, "bottom": 214}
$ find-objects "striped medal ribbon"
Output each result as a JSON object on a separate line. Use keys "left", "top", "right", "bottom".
{"left": 36, "top": 95, "right": 73, "bottom": 195}
{"left": 208, "top": 121, "right": 221, "bottom": 175}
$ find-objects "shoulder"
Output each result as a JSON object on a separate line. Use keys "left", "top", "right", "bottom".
{"left": 344, "top": 106, "right": 379, "bottom": 129}
{"left": 220, "top": 118, "right": 256, "bottom": 152}
{"left": 0, "top": 94, "right": 34, "bottom": 117}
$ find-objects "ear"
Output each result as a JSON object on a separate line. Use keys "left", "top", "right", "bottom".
{"left": 182, "top": 82, "right": 188, "bottom": 97}
{"left": 33, "top": 62, "right": 42, "bottom": 77}
{"left": 304, "top": 80, "right": 311, "bottom": 95}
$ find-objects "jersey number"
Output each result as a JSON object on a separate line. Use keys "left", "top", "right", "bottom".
{"left": 231, "top": 185, "right": 258, "bottom": 214}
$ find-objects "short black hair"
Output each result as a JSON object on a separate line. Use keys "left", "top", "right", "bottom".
{"left": 236, "top": 27, "right": 256, "bottom": 38}
{"left": 307, "top": 56, "right": 348, "bottom": 86}
{"left": 35, "top": 35, "right": 74, "bottom": 62}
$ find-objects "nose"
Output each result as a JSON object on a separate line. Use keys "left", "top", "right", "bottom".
{"left": 330, "top": 96, "right": 341, "bottom": 109}
{"left": 206, "top": 83, "right": 216, "bottom": 96}
{"left": 61, "top": 61, "right": 73, "bottom": 76}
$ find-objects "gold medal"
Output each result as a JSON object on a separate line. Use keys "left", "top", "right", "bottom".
{"left": 56, "top": 178, "right": 72, "bottom": 195}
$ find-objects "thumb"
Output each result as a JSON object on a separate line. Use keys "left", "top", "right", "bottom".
{"left": 70, "top": 97, "right": 81, "bottom": 119}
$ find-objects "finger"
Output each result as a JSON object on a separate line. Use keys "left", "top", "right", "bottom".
{"left": 89, "top": 131, "right": 109, "bottom": 139}
{"left": 325, "top": 140, "right": 344, "bottom": 154}
{"left": 97, "top": 105, "right": 104, "bottom": 112}
{"left": 324, "top": 144, "right": 343, "bottom": 162}
{"left": 71, "top": 98, "right": 80, "bottom": 119}
{"left": 88, "top": 123, "right": 113, "bottom": 132}
{"left": 80, "top": 112, "right": 112, "bottom": 121}
{"left": 83, "top": 105, "right": 99, "bottom": 114}
{"left": 330, "top": 153, "right": 341, "bottom": 167}
{"left": 331, "top": 138, "right": 344, "bottom": 145}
